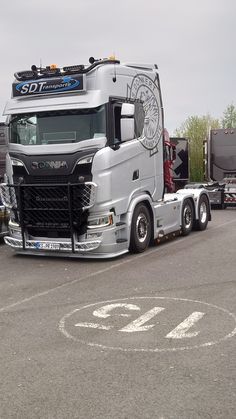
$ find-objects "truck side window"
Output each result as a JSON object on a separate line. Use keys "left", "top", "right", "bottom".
{"left": 114, "top": 104, "right": 121, "bottom": 143}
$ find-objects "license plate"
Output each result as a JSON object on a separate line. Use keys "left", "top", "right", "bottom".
{"left": 34, "top": 242, "right": 60, "bottom": 250}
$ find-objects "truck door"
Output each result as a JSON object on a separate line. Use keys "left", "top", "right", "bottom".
{"left": 110, "top": 99, "right": 143, "bottom": 213}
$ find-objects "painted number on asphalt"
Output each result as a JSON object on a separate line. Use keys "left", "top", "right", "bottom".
{"left": 59, "top": 297, "right": 236, "bottom": 352}
{"left": 75, "top": 303, "right": 205, "bottom": 337}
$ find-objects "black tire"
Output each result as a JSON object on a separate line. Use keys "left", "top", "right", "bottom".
{"left": 194, "top": 194, "right": 209, "bottom": 231}
{"left": 129, "top": 203, "right": 151, "bottom": 253}
{"left": 181, "top": 199, "right": 194, "bottom": 236}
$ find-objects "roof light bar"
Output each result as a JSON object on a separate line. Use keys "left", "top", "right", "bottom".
{"left": 14, "top": 70, "right": 36, "bottom": 81}
{"left": 14, "top": 57, "right": 120, "bottom": 81}
{"left": 63, "top": 65, "right": 85, "bottom": 74}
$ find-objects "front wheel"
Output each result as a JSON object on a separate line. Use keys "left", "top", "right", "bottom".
{"left": 129, "top": 203, "right": 151, "bottom": 253}
{"left": 181, "top": 199, "right": 194, "bottom": 236}
{"left": 194, "top": 194, "right": 209, "bottom": 231}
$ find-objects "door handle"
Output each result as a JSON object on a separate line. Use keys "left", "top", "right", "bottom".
{"left": 133, "top": 170, "right": 139, "bottom": 180}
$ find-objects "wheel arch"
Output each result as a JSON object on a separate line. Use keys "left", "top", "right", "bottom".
{"left": 125, "top": 194, "right": 155, "bottom": 247}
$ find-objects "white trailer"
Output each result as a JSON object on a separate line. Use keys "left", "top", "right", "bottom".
{"left": 0, "top": 57, "right": 211, "bottom": 258}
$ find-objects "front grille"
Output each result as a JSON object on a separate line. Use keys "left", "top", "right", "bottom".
{"left": 0, "top": 182, "right": 97, "bottom": 237}
{"left": 26, "top": 175, "right": 71, "bottom": 184}
{"left": 14, "top": 172, "right": 92, "bottom": 185}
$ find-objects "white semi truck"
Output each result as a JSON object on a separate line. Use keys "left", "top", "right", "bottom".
{"left": 0, "top": 57, "right": 211, "bottom": 258}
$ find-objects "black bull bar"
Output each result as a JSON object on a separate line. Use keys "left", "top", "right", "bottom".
{"left": 0, "top": 182, "right": 97, "bottom": 252}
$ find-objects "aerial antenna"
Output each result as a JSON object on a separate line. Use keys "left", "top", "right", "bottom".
{"left": 111, "top": 52, "right": 117, "bottom": 82}
{"left": 40, "top": 58, "right": 42, "bottom": 70}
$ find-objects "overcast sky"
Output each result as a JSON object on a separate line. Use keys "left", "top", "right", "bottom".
{"left": 0, "top": 0, "right": 235, "bottom": 134}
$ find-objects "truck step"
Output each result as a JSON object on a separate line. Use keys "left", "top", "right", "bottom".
{"left": 116, "top": 238, "right": 128, "bottom": 243}
{"left": 116, "top": 222, "right": 126, "bottom": 226}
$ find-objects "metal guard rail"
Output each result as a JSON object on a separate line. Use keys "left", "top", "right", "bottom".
{"left": 0, "top": 182, "right": 97, "bottom": 253}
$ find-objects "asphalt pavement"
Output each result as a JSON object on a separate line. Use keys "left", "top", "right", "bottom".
{"left": 0, "top": 208, "right": 235, "bottom": 419}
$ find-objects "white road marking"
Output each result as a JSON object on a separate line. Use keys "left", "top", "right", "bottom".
{"left": 59, "top": 297, "right": 236, "bottom": 352}
{"left": 93, "top": 303, "right": 140, "bottom": 319}
{"left": 165, "top": 311, "right": 205, "bottom": 339}
{"left": 75, "top": 322, "right": 111, "bottom": 330}
{"left": 120, "top": 307, "right": 165, "bottom": 332}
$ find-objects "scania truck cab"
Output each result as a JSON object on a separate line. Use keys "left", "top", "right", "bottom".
{"left": 0, "top": 57, "right": 211, "bottom": 258}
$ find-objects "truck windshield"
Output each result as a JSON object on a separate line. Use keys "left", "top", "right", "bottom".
{"left": 9, "top": 105, "right": 106, "bottom": 145}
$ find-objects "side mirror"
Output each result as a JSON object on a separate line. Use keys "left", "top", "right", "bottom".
{"left": 120, "top": 103, "right": 135, "bottom": 142}
{"left": 121, "top": 103, "right": 135, "bottom": 117}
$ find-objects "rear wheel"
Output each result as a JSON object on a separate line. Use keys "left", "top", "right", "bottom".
{"left": 194, "top": 194, "right": 209, "bottom": 230}
{"left": 129, "top": 203, "right": 151, "bottom": 253}
{"left": 181, "top": 199, "right": 194, "bottom": 236}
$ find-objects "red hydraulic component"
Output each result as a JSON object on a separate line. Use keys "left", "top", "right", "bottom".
{"left": 164, "top": 129, "right": 176, "bottom": 193}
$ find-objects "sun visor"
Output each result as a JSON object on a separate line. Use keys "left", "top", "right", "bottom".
{"left": 4, "top": 90, "right": 107, "bottom": 115}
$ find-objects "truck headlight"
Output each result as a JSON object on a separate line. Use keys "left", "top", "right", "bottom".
{"left": 77, "top": 155, "right": 94, "bottom": 165}
{"left": 87, "top": 213, "right": 114, "bottom": 228}
{"left": 10, "top": 158, "right": 28, "bottom": 175}
{"left": 10, "top": 158, "right": 25, "bottom": 167}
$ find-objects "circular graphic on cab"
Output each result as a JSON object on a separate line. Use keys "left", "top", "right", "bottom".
{"left": 129, "top": 74, "right": 162, "bottom": 151}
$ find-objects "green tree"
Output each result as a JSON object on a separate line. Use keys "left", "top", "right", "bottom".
{"left": 221, "top": 104, "right": 236, "bottom": 128}
{"left": 175, "top": 114, "right": 220, "bottom": 182}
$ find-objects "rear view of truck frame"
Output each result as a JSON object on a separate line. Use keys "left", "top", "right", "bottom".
{"left": 204, "top": 129, "right": 236, "bottom": 209}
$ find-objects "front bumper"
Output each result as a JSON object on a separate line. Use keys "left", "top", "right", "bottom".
{"left": 1, "top": 181, "right": 129, "bottom": 258}
{"left": 4, "top": 223, "right": 129, "bottom": 258}
{"left": 4, "top": 236, "right": 101, "bottom": 252}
